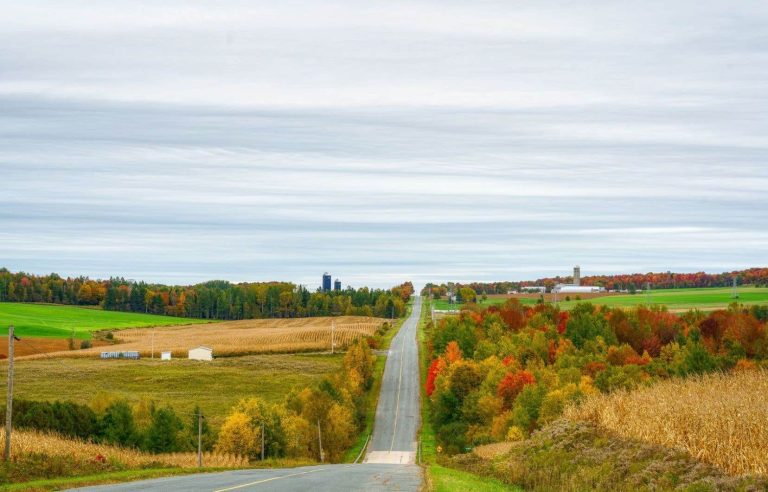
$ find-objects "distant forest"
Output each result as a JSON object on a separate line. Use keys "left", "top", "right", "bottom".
{"left": 0, "top": 268, "right": 414, "bottom": 320}
{"left": 423, "top": 268, "right": 768, "bottom": 297}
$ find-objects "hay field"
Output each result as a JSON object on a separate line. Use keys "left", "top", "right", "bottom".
{"left": 565, "top": 369, "right": 768, "bottom": 476}
{"left": 24, "top": 316, "right": 387, "bottom": 359}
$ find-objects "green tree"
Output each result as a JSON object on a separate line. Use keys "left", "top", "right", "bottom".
{"left": 144, "top": 407, "right": 184, "bottom": 453}
{"left": 99, "top": 400, "right": 139, "bottom": 447}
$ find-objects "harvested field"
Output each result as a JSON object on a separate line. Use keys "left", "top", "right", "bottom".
{"left": 565, "top": 369, "right": 768, "bottom": 476}
{"left": 0, "top": 336, "right": 111, "bottom": 358}
{"left": 22, "top": 316, "right": 388, "bottom": 359}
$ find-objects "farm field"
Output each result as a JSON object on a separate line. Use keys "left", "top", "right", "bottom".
{"left": 0, "top": 302, "right": 207, "bottom": 339}
{"left": 25, "top": 315, "right": 389, "bottom": 359}
{"left": 431, "top": 286, "right": 768, "bottom": 312}
{"left": 567, "top": 369, "right": 768, "bottom": 476}
{"left": 1, "top": 353, "right": 343, "bottom": 428}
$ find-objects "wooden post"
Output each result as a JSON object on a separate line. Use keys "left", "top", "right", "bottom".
{"left": 317, "top": 419, "right": 323, "bottom": 463}
{"left": 5, "top": 324, "right": 15, "bottom": 462}
{"left": 197, "top": 411, "right": 202, "bottom": 468}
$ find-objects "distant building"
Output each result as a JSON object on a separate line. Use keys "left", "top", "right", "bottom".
{"left": 553, "top": 266, "right": 603, "bottom": 294}
{"left": 188, "top": 346, "right": 213, "bottom": 361}
{"left": 334, "top": 279, "right": 342, "bottom": 291}
{"left": 520, "top": 286, "right": 546, "bottom": 293}
{"left": 101, "top": 351, "right": 140, "bottom": 360}
{"left": 161, "top": 351, "right": 172, "bottom": 361}
{"left": 554, "top": 284, "right": 603, "bottom": 294}
{"left": 322, "top": 273, "right": 332, "bottom": 292}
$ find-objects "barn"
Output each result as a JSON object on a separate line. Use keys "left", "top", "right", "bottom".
{"left": 188, "top": 346, "right": 213, "bottom": 361}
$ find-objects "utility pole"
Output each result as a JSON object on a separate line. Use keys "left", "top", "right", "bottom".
{"left": 5, "top": 324, "right": 15, "bottom": 462}
{"left": 732, "top": 276, "right": 739, "bottom": 299}
{"left": 197, "top": 410, "right": 203, "bottom": 468}
{"left": 317, "top": 419, "right": 324, "bottom": 463}
{"left": 261, "top": 423, "right": 265, "bottom": 461}
{"left": 331, "top": 321, "right": 335, "bottom": 355}
{"left": 151, "top": 328, "right": 155, "bottom": 359}
{"left": 646, "top": 282, "right": 651, "bottom": 304}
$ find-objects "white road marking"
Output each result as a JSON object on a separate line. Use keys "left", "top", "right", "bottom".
{"left": 212, "top": 468, "right": 329, "bottom": 491}
{"left": 389, "top": 320, "right": 407, "bottom": 452}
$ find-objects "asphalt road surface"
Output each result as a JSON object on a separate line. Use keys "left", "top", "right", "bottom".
{"left": 76, "top": 297, "right": 424, "bottom": 491}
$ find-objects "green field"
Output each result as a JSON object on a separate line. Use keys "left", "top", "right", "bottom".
{"left": 0, "top": 354, "right": 342, "bottom": 427}
{"left": 431, "top": 286, "right": 768, "bottom": 312}
{"left": 0, "top": 303, "right": 207, "bottom": 339}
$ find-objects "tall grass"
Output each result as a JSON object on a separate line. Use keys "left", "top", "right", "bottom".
{"left": 0, "top": 428, "right": 247, "bottom": 469}
{"left": 565, "top": 369, "right": 768, "bottom": 476}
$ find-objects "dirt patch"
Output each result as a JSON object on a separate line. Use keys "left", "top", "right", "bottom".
{"left": 0, "top": 337, "right": 111, "bottom": 358}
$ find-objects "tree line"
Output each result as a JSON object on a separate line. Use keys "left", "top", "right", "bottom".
{"left": 1, "top": 398, "right": 213, "bottom": 454}
{"left": 0, "top": 268, "right": 414, "bottom": 320}
{"left": 422, "top": 267, "right": 768, "bottom": 297}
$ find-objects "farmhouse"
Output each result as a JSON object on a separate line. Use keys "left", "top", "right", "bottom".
{"left": 188, "top": 346, "right": 213, "bottom": 361}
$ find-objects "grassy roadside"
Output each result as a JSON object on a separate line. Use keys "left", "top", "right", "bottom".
{"left": 343, "top": 299, "right": 414, "bottom": 462}
{"left": 425, "top": 464, "right": 520, "bottom": 492}
{"left": 0, "top": 467, "right": 228, "bottom": 492}
{"left": 417, "top": 298, "right": 519, "bottom": 491}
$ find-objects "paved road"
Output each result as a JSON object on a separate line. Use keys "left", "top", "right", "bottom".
{"left": 76, "top": 297, "right": 423, "bottom": 491}
{"left": 365, "top": 296, "right": 422, "bottom": 464}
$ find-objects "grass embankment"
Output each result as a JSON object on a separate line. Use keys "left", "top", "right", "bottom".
{"left": 432, "top": 286, "right": 768, "bottom": 312}
{"left": 1, "top": 354, "right": 342, "bottom": 428}
{"left": 445, "top": 370, "right": 768, "bottom": 491}
{"left": 418, "top": 299, "right": 518, "bottom": 491}
{"left": 0, "top": 428, "right": 247, "bottom": 488}
{"left": 344, "top": 300, "right": 413, "bottom": 462}
{"left": 0, "top": 303, "right": 206, "bottom": 339}
{"left": 448, "top": 419, "right": 768, "bottom": 492}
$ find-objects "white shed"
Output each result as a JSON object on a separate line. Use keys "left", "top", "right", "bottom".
{"left": 188, "top": 346, "right": 213, "bottom": 361}
{"left": 161, "top": 351, "right": 172, "bottom": 361}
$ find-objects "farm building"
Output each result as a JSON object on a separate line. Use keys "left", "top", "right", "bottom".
{"left": 161, "top": 351, "right": 172, "bottom": 361}
{"left": 553, "top": 265, "right": 604, "bottom": 294}
{"left": 520, "top": 286, "right": 546, "bottom": 293}
{"left": 554, "top": 284, "right": 604, "bottom": 294}
{"left": 188, "top": 346, "right": 213, "bottom": 361}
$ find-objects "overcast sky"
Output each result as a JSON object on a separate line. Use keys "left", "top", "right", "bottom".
{"left": 1, "top": 1, "right": 767, "bottom": 289}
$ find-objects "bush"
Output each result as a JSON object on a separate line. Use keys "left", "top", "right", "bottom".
{"left": 80, "top": 339, "right": 92, "bottom": 349}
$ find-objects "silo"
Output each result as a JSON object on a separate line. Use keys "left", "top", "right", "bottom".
{"left": 573, "top": 266, "right": 581, "bottom": 286}
{"left": 322, "top": 272, "right": 332, "bottom": 292}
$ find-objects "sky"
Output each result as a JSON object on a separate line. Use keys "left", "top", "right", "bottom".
{"left": 1, "top": 0, "right": 767, "bottom": 290}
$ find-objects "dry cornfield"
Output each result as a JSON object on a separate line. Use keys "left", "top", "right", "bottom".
{"left": 22, "top": 316, "right": 388, "bottom": 360}
{"left": 565, "top": 369, "right": 768, "bottom": 476}
{"left": 0, "top": 428, "right": 247, "bottom": 468}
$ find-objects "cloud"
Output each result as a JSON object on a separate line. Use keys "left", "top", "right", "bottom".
{"left": 1, "top": 1, "right": 767, "bottom": 288}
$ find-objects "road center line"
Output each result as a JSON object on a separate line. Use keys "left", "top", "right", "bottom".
{"left": 389, "top": 319, "right": 407, "bottom": 452}
{"left": 213, "top": 468, "right": 329, "bottom": 492}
